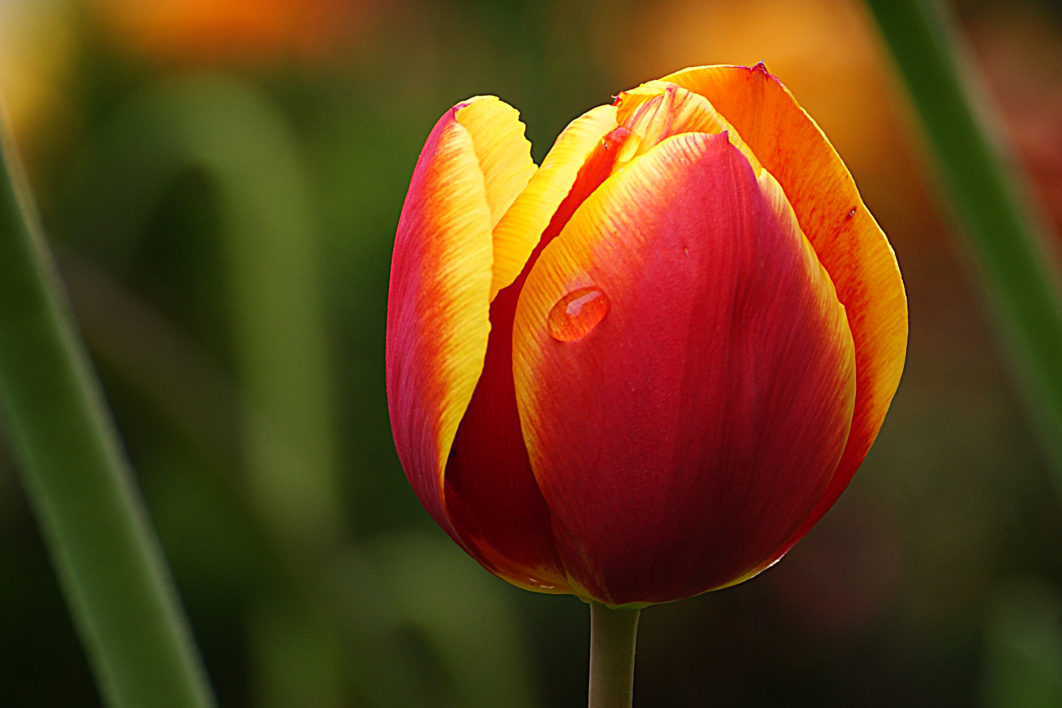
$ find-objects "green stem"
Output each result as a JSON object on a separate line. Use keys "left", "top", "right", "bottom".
{"left": 588, "top": 603, "right": 641, "bottom": 708}
{"left": 864, "top": 0, "right": 1062, "bottom": 478}
{"left": 0, "top": 124, "right": 214, "bottom": 704}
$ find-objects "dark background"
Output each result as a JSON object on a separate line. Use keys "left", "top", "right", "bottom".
{"left": 1, "top": 0, "right": 1061, "bottom": 705}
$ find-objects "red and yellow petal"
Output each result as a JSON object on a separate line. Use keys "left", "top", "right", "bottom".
{"left": 440, "top": 106, "right": 621, "bottom": 594}
{"left": 489, "top": 105, "right": 617, "bottom": 299}
{"left": 443, "top": 279, "right": 572, "bottom": 593}
{"left": 512, "top": 132, "right": 857, "bottom": 605}
{"left": 386, "top": 97, "right": 533, "bottom": 538}
{"left": 662, "top": 67, "right": 908, "bottom": 549}
{"left": 613, "top": 81, "right": 764, "bottom": 172}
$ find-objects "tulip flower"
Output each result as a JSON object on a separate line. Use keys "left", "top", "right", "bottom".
{"left": 386, "top": 64, "right": 907, "bottom": 609}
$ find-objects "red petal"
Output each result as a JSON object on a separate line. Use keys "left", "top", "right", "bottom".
{"left": 441, "top": 106, "right": 621, "bottom": 593}
{"left": 662, "top": 65, "right": 908, "bottom": 555}
{"left": 513, "top": 133, "right": 856, "bottom": 604}
{"left": 387, "top": 97, "right": 533, "bottom": 542}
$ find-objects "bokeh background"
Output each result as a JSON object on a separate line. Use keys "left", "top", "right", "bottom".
{"left": 2, "top": 0, "right": 1061, "bottom": 705}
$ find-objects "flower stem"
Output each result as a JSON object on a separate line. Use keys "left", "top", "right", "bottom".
{"left": 0, "top": 123, "right": 214, "bottom": 705}
{"left": 588, "top": 602, "right": 641, "bottom": 708}
{"left": 864, "top": 0, "right": 1062, "bottom": 480}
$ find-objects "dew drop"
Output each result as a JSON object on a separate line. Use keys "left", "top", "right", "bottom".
{"left": 547, "top": 286, "right": 610, "bottom": 342}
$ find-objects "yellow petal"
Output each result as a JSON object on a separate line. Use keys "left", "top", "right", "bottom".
{"left": 489, "top": 105, "right": 618, "bottom": 300}
{"left": 614, "top": 80, "right": 763, "bottom": 172}
{"left": 455, "top": 96, "right": 537, "bottom": 227}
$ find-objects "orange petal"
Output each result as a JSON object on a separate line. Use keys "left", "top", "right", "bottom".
{"left": 513, "top": 132, "right": 856, "bottom": 604}
{"left": 386, "top": 104, "right": 498, "bottom": 536}
{"left": 663, "top": 64, "right": 908, "bottom": 549}
{"left": 489, "top": 104, "right": 617, "bottom": 299}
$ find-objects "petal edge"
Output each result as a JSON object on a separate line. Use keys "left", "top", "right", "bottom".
{"left": 386, "top": 108, "right": 495, "bottom": 534}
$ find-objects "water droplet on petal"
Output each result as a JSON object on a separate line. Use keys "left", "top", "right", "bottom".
{"left": 548, "top": 286, "right": 610, "bottom": 342}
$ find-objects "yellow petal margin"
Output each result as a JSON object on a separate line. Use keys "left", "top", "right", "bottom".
{"left": 663, "top": 64, "right": 908, "bottom": 546}
{"left": 455, "top": 95, "right": 537, "bottom": 227}
{"left": 489, "top": 105, "right": 618, "bottom": 300}
{"left": 387, "top": 97, "right": 537, "bottom": 530}
{"left": 614, "top": 81, "right": 764, "bottom": 173}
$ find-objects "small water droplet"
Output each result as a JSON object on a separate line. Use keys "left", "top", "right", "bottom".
{"left": 548, "top": 286, "right": 610, "bottom": 342}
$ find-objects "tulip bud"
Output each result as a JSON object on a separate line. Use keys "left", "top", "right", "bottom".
{"left": 387, "top": 64, "right": 907, "bottom": 606}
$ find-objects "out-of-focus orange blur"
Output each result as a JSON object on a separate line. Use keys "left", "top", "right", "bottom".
{"left": 95, "top": 0, "right": 370, "bottom": 66}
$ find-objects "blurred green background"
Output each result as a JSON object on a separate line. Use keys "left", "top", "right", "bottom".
{"left": 1, "top": 0, "right": 1061, "bottom": 705}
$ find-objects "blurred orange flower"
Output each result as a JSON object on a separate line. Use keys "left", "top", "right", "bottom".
{"left": 96, "top": 0, "right": 368, "bottom": 65}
